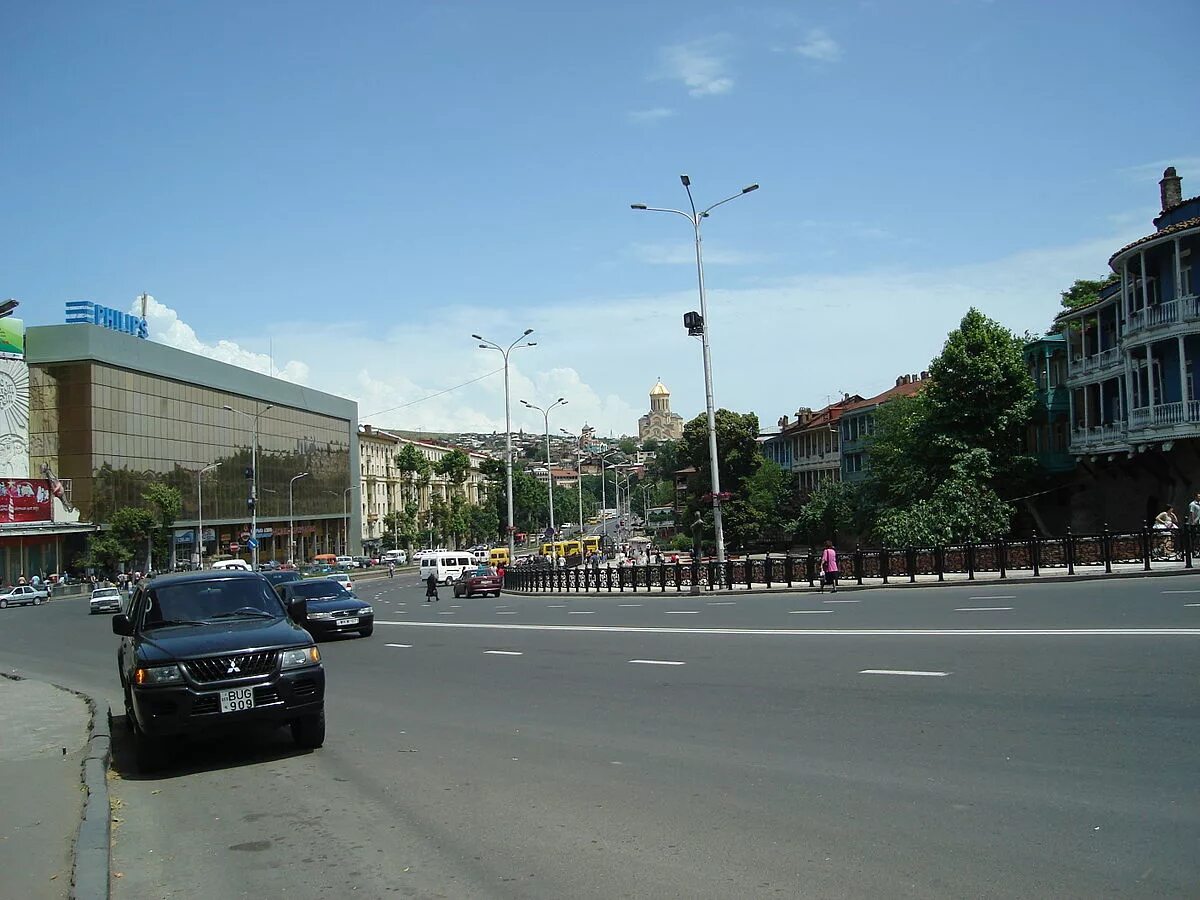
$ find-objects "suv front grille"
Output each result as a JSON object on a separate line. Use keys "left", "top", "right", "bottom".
{"left": 183, "top": 651, "right": 278, "bottom": 683}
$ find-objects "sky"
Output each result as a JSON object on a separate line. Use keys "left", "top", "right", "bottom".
{"left": 5, "top": 0, "right": 1200, "bottom": 437}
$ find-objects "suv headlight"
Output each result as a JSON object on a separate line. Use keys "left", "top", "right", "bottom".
{"left": 307, "top": 611, "right": 335, "bottom": 620}
{"left": 358, "top": 606, "right": 373, "bottom": 616}
{"left": 134, "top": 664, "right": 183, "bottom": 685}
{"left": 281, "top": 646, "right": 321, "bottom": 669}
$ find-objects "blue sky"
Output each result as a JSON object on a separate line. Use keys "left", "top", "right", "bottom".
{"left": 5, "top": 1, "right": 1199, "bottom": 435}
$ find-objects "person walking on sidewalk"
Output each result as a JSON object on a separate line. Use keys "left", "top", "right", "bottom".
{"left": 819, "top": 540, "right": 839, "bottom": 593}
{"left": 425, "top": 571, "right": 440, "bottom": 602}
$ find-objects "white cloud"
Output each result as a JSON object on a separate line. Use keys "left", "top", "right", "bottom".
{"left": 628, "top": 107, "right": 677, "bottom": 123}
{"left": 133, "top": 220, "right": 1149, "bottom": 440}
{"left": 795, "top": 28, "right": 842, "bottom": 62}
{"left": 660, "top": 38, "right": 734, "bottom": 97}
{"left": 133, "top": 295, "right": 310, "bottom": 383}
{"left": 630, "top": 242, "right": 765, "bottom": 266}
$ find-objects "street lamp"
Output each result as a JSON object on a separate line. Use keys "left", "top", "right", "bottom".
{"left": 521, "top": 397, "right": 567, "bottom": 558}
{"left": 343, "top": 486, "right": 354, "bottom": 555}
{"left": 223, "top": 403, "right": 274, "bottom": 569}
{"left": 561, "top": 429, "right": 585, "bottom": 550}
{"left": 473, "top": 329, "right": 537, "bottom": 561}
{"left": 631, "top": 176, "right": 759, "bottom": 564}
{"left": 289, "top": 473, "right": 309, "bottom": 564}
{"left": 597, "top": 450, "right": 619, "bottom": 550}
{"left": 196, "top": 462, "right": 221, "bottom": 569}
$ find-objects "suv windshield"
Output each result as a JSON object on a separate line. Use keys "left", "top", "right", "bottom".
{"left": 289, "top": 580, "right": 351, "bottom": 600}
{"left": 143, "top": 578, "right": 284, "bottom": 628}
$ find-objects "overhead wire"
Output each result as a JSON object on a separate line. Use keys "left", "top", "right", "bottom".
{"left": 362, "top": 367, "right": 504, "bottom": 419}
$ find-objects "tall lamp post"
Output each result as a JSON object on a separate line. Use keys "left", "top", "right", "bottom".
{"left": 196, "top": 462, "right": 221, "bottom": 569}
{"left": 288, "top": 473, "right": 309, "bottom": 564}
{"left": 521, "top": 397, "right": 567, "bottom": 558}
{"left": 343, "top": 487, "right": 354, "bottom": 555}
{"left": 597, "top": 450, "right": 618, "bottom": 550}
{"left": 561, "top": 429, "right": 585, "bottom": 550}
{"left": 631, "top": 175, "right": 759, "bottom": 564}
{"left": 473, "top": 330, "right": 537, "bottom": 562}
{"left": 223, "top": 403, "right": 274, "bottom": 569}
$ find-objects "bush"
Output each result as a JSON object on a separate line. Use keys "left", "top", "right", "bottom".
{"left": 670, "top": 533, "right": 695, "bottom": 552}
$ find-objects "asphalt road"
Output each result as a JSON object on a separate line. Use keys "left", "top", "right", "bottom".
{"left": 1, "top": 574, "right": 1197, "bottom": 898}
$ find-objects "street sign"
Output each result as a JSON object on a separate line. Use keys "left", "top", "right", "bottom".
{"left": 229, "top": 542, "right": 240, "bottom": 552}
{"left": 246, "top": 538, "right": 258, "bottom": 550}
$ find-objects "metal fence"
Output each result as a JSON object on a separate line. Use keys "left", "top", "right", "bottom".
{"left": 503, "top": 523, "right": 1195, "bottom": 593}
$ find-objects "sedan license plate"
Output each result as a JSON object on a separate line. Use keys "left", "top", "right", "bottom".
{"left": 219, "top": 687, "right": 255, "bottom": 713}
{"left": 335, "top": 617, "right": 359, "bottom": 627}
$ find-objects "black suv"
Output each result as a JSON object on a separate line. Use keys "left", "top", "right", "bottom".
{"left": 113, "top": 569, "right": 326, "bottom": 769}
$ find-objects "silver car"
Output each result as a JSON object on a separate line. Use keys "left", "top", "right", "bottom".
{"left": 0, "top": 585, "right": 46, "bottom": 609}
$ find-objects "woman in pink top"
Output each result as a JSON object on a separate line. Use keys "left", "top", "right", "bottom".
{"left": 819, "top": 540, "right": 839, "bottom": 593}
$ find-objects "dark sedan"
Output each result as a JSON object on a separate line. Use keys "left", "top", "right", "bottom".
{"left": 276, "top": 579, "right": 374, "bottom": 639}
{"left": 452, "top": 566, "right": 503, "bottom": 598}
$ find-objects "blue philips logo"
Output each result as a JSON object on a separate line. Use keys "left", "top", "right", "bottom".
{"left": 65, "top": 301, "right": 148, "bottom": 339}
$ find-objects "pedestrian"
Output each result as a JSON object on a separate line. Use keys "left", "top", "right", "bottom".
{"left": 1153, "top": 505, "right": 1180, "bottom": 559}
{"left": 819, "top": 540, "right": 839, "bottom": 593}
{"left": 425, "top": 571, "right": 440, "bottom": 602}
{"left": 1190, "top": 492, "right": 1200, "bottom": 527}
{"left": 388, "top": 562, "right": 395, "bottom": 578}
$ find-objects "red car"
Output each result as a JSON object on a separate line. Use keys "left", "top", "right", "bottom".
{"left": 452, "top": 566, "right": 503, "bottom": 598}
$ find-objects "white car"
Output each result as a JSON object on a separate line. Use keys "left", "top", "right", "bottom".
{"left": 328, "top": 573, "right": 354, "bottom": 593}
{"left": 0, "top": 585, "right": 45, "bottom": 608}
{"left": 89, "top": 586, "right": 123, "bottom": 614}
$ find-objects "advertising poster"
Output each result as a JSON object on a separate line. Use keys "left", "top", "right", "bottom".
{"left": 0, "top": 478, "right": 53, "bottom": 523}
{"left": 0, "top": 318, "right": 24, "bottom": 359}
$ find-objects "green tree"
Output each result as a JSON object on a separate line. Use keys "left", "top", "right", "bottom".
{"left": 1059, "top": 274, "right": 1119, "bottom": 312}
{"left": 435, "top": 449, "right": 472, "bottom": 497}
{"left": 395, "top": 444, "right": 431, "bottom": 509}
{"left": 143, "top": 483, "right": 182, "bottom": 568}
{"left": 676, "top": 410, "right": 764, "bottom": 549}
{"left": 796, "top": 480, "right": 856, "bottom": 545}
{"left": 83, "top": 532, "right": 132, "bottom": 574}
{"left": 742, "top": 458, "right": 801, "bottom": 544}
{"left": 108, "top": 506, "right": 157, "bottom": 571}
{"left": 469, "top": 501, "right": 500, "bottom": 544}
{"left": 617, "top": 436, "right": 638, "bottom": 455}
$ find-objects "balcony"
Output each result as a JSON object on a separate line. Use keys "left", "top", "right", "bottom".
{"left": 1130, "top": 400, "right": 1200, "bottom": 432}
{"left": 1125, "top": 294, "right": 1200, "bottom": 341}
{"left": 1067, "top": 347, "right": 1121, "bottom": 382}
{"left": 1069, "top": 422, "right": 1128, "bottom": 452}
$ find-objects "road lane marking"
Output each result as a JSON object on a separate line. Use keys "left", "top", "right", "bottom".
{"left": 789, "top": 610, "right": 833, "bottom": 614}
{"left": 567, "top": 611, "right": 595, "bottom": 615}
{"left": 629, "top": 659, "right": 686, "bottom": 666}
{"left": 438, "top": 611, "right": 454, "bottom": 615}
{"left": 1185, "top": 603, "right": 1200, "bottom": 607}
{"left": 375, "top": 622, "right": 1200, "bottom": 637}
{"left": 968, "top": 596, "right": 1016, "bottom": 600}
{"left": 955, "top": 607, "right": 1014, "bottom": 612}
{"left": 618, "top": 604, "right": 642, "bottom": 607}
{"left": 860, "top": 669, "right": 949, "bottom": 677}
{"left": 664, "top": 610, "right": 699, "bottom": 615}
{"left": 547, "top": 604, "right": 565, "bottom": 608}
{"left": 496, "top": 611, "right": 518, "bottom": 615}
{"left": 824, "top": 599, "right": 859, "bottom": 604}
{"left": 1163, "top": 590, "right": 1200, "bottom": 594}
{"left": 385, "top": 643, "right": 412, "bottom": 648}
{"left": 484, "top": 650, "right": 523, "bottom": 656}
{"left": 707, "top": 601, "right": 737, "bottom": 606}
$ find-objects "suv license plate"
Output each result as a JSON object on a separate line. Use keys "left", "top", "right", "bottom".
{"left": 335, "top": 617, "right": 359, "bottom": 626}
{"left": 219, "top": 687, "right": 255, "bottom": 713}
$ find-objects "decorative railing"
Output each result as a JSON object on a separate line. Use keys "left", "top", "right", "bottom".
{"left": 503, "top": 524, "right": 1194, "bottom": 593}
{"left": 1070, "top": 347, "right": 1120, "bottom": 377}
{"left": 1130, "top": 401, "right": 1200, "bottom": 431}
{"left": 1070, "top": 423, "right": 1126, "bottom": 449}
{"left": 1126, "top": 299, "right": 1180, "bottom": 336}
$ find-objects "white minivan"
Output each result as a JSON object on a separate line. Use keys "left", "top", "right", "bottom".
{"left": 420, "top": 551, "right": 474, "bottom": 585}
{"left": 335, "top": 555, "right": 354, "bottom": 569}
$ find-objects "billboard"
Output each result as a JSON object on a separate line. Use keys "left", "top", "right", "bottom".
{"left": 0, "top": 318, "right": 24, "bottom": 359}
{"left": 0, "top": 479, "right": 53, "bottom": 523}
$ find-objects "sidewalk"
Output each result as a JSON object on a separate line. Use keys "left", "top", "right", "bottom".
{"left": 0, "top": 675, "right": 90, "bottom": 900}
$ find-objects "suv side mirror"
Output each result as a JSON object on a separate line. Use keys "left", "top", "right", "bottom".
{"left": 288, "top": 598, "right": 308, "bottom": 624}
{"left": 112, "top": 614, "right": 133, "bottom": 636}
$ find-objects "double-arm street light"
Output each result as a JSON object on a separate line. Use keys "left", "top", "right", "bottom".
{"left": 196, "top": 462, "right": 221, "bottom": 569}
{"left": 288, "top": 473, "right": 309, "bottom": 565}
{"left": 521, "top": 397, "right": 567, "bottom": 557}
{"left": 597, "top": 450, "right": 619, "bottom": 549}
{"left": 473, "top": 330, "right": 537, "bottom": 562}
{"left": 560, "top": 429, "right": 585, "bottom": 550}
{"left": 223, "top": 403, "right": 275, "bottom": 569}
{"left": 631, "top": 175, "right": 759, "bottom": 564}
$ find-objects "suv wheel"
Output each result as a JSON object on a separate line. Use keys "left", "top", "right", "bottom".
{"left": 125, "top": 687, "right": 165, "bottom": 772}
{"left": 292, "top": 711, "right": 325, "bottom": 749}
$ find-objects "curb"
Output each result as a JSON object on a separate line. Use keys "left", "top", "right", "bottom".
{"left": 501, "top": 565, "right": 1199, "bottom": 599}
{"left": 71, "top": 693, "right": 111, "bottom": 900}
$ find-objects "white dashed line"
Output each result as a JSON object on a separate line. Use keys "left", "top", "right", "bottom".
{"left": 629, "top": 659, "right": 686, "bottom": 666}
{"left": 438, "top": 611, "right": 454, "bottom": 615}
{"left": 496, "top": 611, "right": 518, "bottom": 615}
{"left": 788, "top": 610, "right": 833, "bottom": 614}
{"left": 484, "top": 650, "right": 523, "bottom": 656}
{"left": 385, "top": 643, "right": 412, "bottom": 648}
{"left": 547, "top": 604, "right": 565, "bottom": 609}
{"left": 1164, "top": 590, "right": 1200, "bottom": 594}
{"left": 860, "top": 669, "right": 950, "bottom": 677}
{"left": 618, "top": 604, "right": 642, "bottom": 608}
{"left": 664, "top": 610, "right": 700, "bottom": 615}
{"left": 955, "top": 607, "right": 1014, "bottom": 612}
{"left": 568, "top": 611, "right": 595, "bottom": 615}
{"left": 968, "top": 596, "right": 1016, "bottom": 601}
{"left": 707, "top": 601, "right": 736, "bottom": 606}
{"left": 1185, "top": 603, "right": 1200, "bottom": 607}
{"left": 824, "top": 599, "right": 859, "bottom": 604}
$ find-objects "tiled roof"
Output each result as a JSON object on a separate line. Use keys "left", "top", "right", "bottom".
{"left": 1108, "top": 215, "right": 1200, "bottom": 266}
{"left": 840, "top": 378, "right": 926, "bottom": 414}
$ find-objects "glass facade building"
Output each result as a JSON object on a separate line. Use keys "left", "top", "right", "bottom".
{"left": 26, "top": 324, "right": 361, "bottom": 563}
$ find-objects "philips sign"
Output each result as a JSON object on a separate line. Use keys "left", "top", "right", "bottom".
{"left": 65, "top": 300, "right": 148, "bottom": 339}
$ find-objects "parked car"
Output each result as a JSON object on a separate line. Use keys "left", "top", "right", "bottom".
{"left": 275, "top": 579, "right": 374, "bottom": 639}
{"left": 453, "top": 566, "right": 503, "bottom": 598}
{"left": 89, "top": 586, "right": 123, "bottom": 614}
{"left": 113, "top": 569, "right": 326, "bottom": 770}
{"left": 262, "top": 570, "right": 303, "bottom": 589}
{"left": 0, "top": 585, "right": 46, "bottom": 608}
{"left": 352, "top": 556, "right": 373, "bottom": 569}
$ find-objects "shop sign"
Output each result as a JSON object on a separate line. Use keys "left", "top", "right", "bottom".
{"left": 0, "top": 479, "right": 52, "bottom": 523}
{"left": 65, "top": 300, "right": 148, "bottom": 339}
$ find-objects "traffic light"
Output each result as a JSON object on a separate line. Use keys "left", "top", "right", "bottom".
{"left": 244, "top": 466, "right": 254, "bottom": 479}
